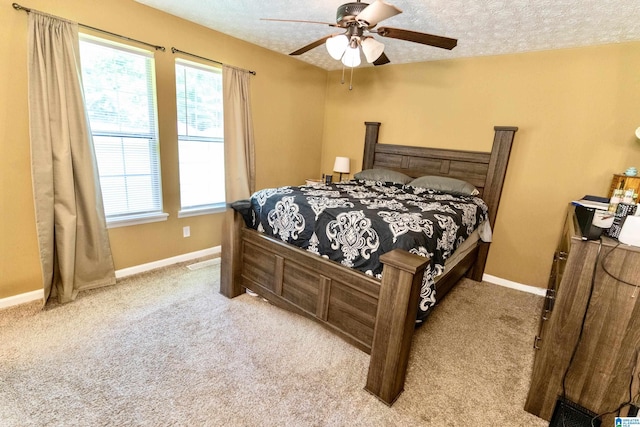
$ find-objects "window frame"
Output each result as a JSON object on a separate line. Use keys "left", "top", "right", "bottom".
{"left": 79, "top": 34, "right": 167, "bottom": 228}
{"left": 175, "top": 58, "right": 226, "bottom": 217}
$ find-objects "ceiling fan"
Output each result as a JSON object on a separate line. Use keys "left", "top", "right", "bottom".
{"left": 262, "top": 0, "right": 457, "bottom": 68}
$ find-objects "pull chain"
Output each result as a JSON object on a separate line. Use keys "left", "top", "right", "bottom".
{"left": 339, "top": 65, "right": 355, "bottom": 90}
{"left": 349, "top": 66, "right": 354, "bottom": 90}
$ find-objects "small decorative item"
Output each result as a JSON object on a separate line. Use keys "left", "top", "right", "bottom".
{"left": 625, "top": 167, "right": 638, "bottom": 176}
{"left": 325, "top": 174, "right": 333, "bottom": 185}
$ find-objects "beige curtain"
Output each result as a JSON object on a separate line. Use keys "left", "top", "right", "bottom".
{"left": 223, "top": 65, "right": 256, "bottom": 202}
{"left": 27, "top": 11, "right": 116, "bottom": 304}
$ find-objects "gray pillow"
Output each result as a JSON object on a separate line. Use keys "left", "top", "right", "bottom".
{"left": 354, "top": 168, "right": 413, "bottom": 184}
{"left": 408, "top": 175, "right": 479, "bottom": 196}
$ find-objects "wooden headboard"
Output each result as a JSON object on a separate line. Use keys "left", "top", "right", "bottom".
{"left": 361, "top": 121, "right": 518, "bottom": 231}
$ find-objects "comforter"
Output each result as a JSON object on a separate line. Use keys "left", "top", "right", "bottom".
{"left": 245, "top": 179, "right": 489, "bottom": 322}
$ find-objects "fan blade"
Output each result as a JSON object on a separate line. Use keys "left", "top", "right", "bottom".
{"left": 356, "top": 0, "right": 402, "bottom": 27}
{"left": 290, "top": 35, "right": 334, "bottom": 56}
{"left": 377, "top": 27, "right": 457, "bottom": 50}
{"left": 260, "top": 18, "right": 339, "bottom": 27}
{"left": 373, "top": 52, "right": 390, "bottom": 66}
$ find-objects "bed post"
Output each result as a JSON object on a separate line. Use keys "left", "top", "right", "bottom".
{"left": 365, "top": 249, "right": 429, "bottom": 405}
{"left": 220, "top": 207, "right": 245, "bottom": 298}
{"left": 362, "top": 122, "right": 381, "bottom": 169}
{"left": 469, "top": 126, "right": 518, "bottom": 281}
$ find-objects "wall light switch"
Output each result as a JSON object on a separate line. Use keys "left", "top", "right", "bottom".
{"left": 183, "top": 226, "right": 190, "bottom": 238}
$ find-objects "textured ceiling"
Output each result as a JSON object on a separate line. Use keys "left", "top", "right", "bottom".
{"left": 134, "top": 0, "right": 640, "bottom": 70}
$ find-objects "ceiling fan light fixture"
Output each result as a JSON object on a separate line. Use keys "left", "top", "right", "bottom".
{"left": 326, "top": 34, "right": 349, "bottom": 60}
{"left": 341, "top": 45, "right": 361, "bottom": 68}
{"left": 361, "top": 37, "right": 385, "bottom": 63}
{"left": 270, "top": 0, "right": 459, "bottom": 73}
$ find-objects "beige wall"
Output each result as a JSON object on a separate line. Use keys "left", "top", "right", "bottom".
{"left": 0, "top": 0, "right": 327, "bottom": 299}
{"left": 3, "top": 0, "right": 640, "bottom": 301}
{"left": 321, "top": 43, "right": 640, "bottom": 288}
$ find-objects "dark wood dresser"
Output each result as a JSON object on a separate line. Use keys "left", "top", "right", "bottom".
{"left": 525, "top": 206, "right": 640, "bottom": 424}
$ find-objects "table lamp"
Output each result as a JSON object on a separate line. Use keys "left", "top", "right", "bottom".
{"left": 333, "top": 156, "right": 350, "bottom": 181}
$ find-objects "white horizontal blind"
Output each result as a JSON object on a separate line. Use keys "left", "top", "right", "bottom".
{"left": 175, "top": 59, "right": 225, "bottom": 211}
{"left": 79, "top": 35, "right": 163, "bottom": 221}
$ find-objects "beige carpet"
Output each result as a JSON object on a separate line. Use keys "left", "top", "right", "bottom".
{"left": 0, "top": 259, "right": 547, "bottom": 426}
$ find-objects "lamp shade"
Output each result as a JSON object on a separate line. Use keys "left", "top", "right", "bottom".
{"left": 341, "top": 46, "right": 361, "bottom": 68}
{"left": 361, "top": 37, "right": 385, "bottom": 63}
{"left": 333, "top": 156, "right": 350, "bottom": 174}
{"left": 326, "top": 35, "right": 349, "bottom": 60}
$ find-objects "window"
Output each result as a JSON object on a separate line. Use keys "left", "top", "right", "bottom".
{"left": 175, "top": 59, "right": 225, "bottom": 216}
{"left": 79, "top": 35, "right": 166, "bottom": 227}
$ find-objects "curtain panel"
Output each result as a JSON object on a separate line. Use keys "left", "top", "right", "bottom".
{"left": 27, "top": 11, "right": 115, "bottom": 303}
{"left": 222, "top": 65, "right": 256, "bottom": 202}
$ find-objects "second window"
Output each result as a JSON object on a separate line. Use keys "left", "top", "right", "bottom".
{"left": 175, "top": 59, "right": 225, "bottom": 214}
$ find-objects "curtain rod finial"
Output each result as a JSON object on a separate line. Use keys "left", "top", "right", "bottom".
{"left": 12, "top": 2, "right": 30, "bottom": 12}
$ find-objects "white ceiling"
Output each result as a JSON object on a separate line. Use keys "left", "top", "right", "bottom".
{"left": 135, "top": 0, "right": 640, "bottom": 70}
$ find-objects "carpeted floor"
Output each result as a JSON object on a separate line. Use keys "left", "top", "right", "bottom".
{"left": 0, "top": 259, "right": 548, "bottom": 426}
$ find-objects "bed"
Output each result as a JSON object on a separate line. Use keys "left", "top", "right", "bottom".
{"left": 220, "top": 121, "right": 518, "bottom": 405}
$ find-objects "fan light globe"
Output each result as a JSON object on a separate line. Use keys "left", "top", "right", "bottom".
{"left": 326, "top": 35, "right": 349, "bottom": 60}
{"left": 361, "top": 38, "right": 385, "bottom": 63}
{"left": 341, "top": 46, "right": 361, "bottom": 68}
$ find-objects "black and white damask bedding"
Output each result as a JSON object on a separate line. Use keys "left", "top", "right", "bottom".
{"left": 244, "top": 179, "right": 490, "bottom": 322}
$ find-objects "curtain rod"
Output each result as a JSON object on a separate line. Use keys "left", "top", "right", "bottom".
{"left": 171, "top": 47, "right": 256, "bottom": 76}
{"left": 12, "top": 3, "right": 166, "bottom": 52}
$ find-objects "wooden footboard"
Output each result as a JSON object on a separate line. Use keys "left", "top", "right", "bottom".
{"left": 221, "top": 207, "right": 428, "bottom": 404}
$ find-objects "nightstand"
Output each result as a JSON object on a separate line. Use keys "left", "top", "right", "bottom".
{"left": 305, "top": 179, "right": 322, "bottom": 186}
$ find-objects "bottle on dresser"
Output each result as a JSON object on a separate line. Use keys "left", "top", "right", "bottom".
{"left": 622, "top": 189, "right": 637, "bottom": 205}
{"left": 608, "top": 185, "right": 624, "bottom": 213}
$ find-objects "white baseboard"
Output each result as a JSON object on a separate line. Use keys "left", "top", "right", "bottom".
{"left": 2, "top": 253, "right": 541, "bottom": 310}
{"left": 115, "top": 246, "right": 221, "bottom": 278}
{"left": 1, "top": 247, "right": 221, "bottom": 311}
{"left": 0, "top": 289, "right": 44, "bottom": 310}
{"left": 482, "top": 274, "right": 547, "bottom": 296}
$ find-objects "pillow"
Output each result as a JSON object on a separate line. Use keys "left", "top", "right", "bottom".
{"left": 353, "top": 168, "right": 413, "bottom": 184}
{"left": 408, "top": 175, "right": 479, "bottom": 196}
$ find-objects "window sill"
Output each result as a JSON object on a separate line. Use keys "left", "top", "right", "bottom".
{"left": 107, "top": 212, "right": 169, "bottom": 229}
{"left": 178, "top": 205, "right": 226, "bottom": 218}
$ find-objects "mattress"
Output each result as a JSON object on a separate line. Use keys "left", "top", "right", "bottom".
{"left": 435, "top": 220, "right": 490, "bottom": 284}
{"left": 244, "top": 179, "right": 490, "bottom": 322}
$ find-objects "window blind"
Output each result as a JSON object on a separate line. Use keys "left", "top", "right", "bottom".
{"left": 175, "top": 59, "right": 225, "bottom": 211}
{"left": 79, "top": 35, "right": 163, "bottom": 222}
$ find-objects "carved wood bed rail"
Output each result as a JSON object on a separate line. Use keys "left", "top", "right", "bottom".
{"left": 220, "top": 122, "right": 518, "bottom": 405}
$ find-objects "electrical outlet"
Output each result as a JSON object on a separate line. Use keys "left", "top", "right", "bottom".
{"left": 183, "top": 226, "right": 190, "bottom": 238}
